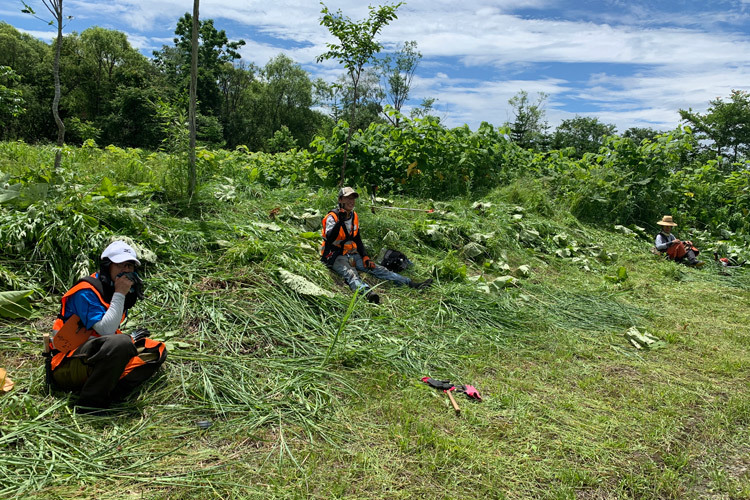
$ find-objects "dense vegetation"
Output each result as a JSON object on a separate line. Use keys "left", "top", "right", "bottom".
{"left": 1, "top": 8, "right": 749, "bottom": 499}
{"left": 0, "top": 134, "right": 748, "bottom": 498}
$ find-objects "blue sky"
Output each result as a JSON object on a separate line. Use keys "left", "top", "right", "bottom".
{"left": 4, "top": 0, "right": 750, "bottom": 132}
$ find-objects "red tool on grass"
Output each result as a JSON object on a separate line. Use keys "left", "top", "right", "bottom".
{"left": 421, "top": 377, "right": 483, "bottom": 415}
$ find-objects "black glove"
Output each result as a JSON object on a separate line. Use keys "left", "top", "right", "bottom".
{"left": 131, "top": 328, "right": 151, "bottom": 342}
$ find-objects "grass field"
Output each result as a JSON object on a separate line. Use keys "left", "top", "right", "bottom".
{"left": 0, "top": 143, "right": 748, "bottom": 499}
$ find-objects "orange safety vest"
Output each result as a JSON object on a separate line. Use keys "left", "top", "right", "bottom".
{"left": 50, "top": 274, "right": 164, "bottom": 378}
{"left": 320, "top": 210, "right": 360, "bottom": 258}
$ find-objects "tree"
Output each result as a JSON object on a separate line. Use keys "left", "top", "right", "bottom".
{"left": 623, "top": 126, "right": 661, "bottom": 145}
{"left": 552, "top": 116, "right": 617, "bottom": 158}
{"left": 410, "top": 97, "right": 437, "bottom": 120}
{"left": 378, "top": 40, "right": 421, "bottom": 127}
{"left": 153, "top": 14, "right": 245, "bottom": 117}
{"left": 0, "top": 23, "right": 53, "bottom": 141}
{"left": 679, "top": 90, "right": 750, "bottom": 164}
{"left": 0, "top": 66, "right": 25, "bottom": 121}
{"left": 317, "top": 70, "right": 384, "bottom": 131}
{"left": 506, "top": 90, "right": 549, "bottom": 151}
{"left": 188, "top": 0, "right": 199, "bottom": 200}
{"left": 317, "top": 2, "right": 402, "bottom": 186}
{"left": 22, "top": 0, "right": 71, "bottom": 171}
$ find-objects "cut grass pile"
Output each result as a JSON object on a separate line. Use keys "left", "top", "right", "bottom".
{"left": 0, "top": 143, "right": 748, "bottom": 499}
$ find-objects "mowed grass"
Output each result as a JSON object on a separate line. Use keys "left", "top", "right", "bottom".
{"left": 0, "top": 144, "right": 748, "bottom": 499}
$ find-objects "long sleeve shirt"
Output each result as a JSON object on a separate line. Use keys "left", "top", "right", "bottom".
{"left": 655, "top": 232, "right": 676, "bottom": 252}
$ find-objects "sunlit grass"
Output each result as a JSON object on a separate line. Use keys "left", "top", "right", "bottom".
{"left": 0, "top": 142, "right": 748, "bottom": 499}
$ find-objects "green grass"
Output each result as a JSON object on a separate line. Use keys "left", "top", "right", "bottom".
{"left": 0, "top": 142, "right": 748, "bottom": 499}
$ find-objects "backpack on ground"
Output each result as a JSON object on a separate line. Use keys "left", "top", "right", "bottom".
{"left": 380, "top": 249, "right": 413, "bottom": 272}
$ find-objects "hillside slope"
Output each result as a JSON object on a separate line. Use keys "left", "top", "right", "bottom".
{"left": 0, "top": 144, "right": 748, "bottom": 499}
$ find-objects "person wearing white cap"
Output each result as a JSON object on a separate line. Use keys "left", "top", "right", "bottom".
{"left": 320, "top": 187, "right": 432, "bottom": 303}
{"left": 48, "top": 240, "right": 167, "bottom": 412}
{"left": 654, "top": 215, "right": 703, "bottom": 267}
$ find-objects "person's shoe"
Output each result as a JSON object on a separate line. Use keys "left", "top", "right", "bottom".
{"left": 409, "top": 278, "right": 433, "bottom": 290}
{"left": 365, "top": 291, "right": 380, "bottom": 304}
{"left": 694, "top": 260, "right": 705, "bottom": 268}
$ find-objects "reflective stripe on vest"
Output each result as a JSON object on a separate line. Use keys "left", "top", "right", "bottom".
{"left": 50, "top": 274, "right": 126, "bottom": 371}
{"left": 320, "top": 211, "right": 359, "bottom": 256}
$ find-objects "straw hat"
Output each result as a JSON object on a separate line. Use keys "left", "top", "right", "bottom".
{"left": 656, "top": 215, "right": 677, "bottom": 227}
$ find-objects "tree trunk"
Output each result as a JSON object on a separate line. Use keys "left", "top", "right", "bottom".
{"left": 51, "top": 0, "right": 65, "bottom": 171}
{"left": 340, "top": 74, "right": 360, "bottom": 187}
{"left": 188, "top": 0, "right": 199, "bottom": 200}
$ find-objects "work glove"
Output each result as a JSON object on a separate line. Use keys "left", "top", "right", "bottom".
{"left": 131, "top": 328, "right": 151, "bottom": 342}
{"left": 363, "top": 256, "right": 376, "bottom": 269}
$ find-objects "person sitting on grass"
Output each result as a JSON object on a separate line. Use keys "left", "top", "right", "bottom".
{"left": 48, "top": 240, "right": 167, "bottom": 412}
{"left": 320, "top": 186, "right": 432, "bottom": 304}
{"left": 654, "top": 215, "right": 704, "bottom": 267}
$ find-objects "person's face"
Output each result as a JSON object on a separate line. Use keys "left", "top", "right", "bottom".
{"left": 663, "top": 225, "right": 673, "bottom": 233}
{"left": 110, "top": 260, "right": 136, "bottom": 282}
{"left": 339, "top": 195, "right": 357, "bottom": 212}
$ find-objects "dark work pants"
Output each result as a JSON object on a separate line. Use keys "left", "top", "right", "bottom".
{"left": 52, "top": 334, "right": 138, "bottom": 408}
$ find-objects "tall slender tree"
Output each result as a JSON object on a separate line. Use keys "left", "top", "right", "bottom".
{"left": 188, "top": 0, "right": 199, "bottom": 200}
{"left": 378, "top": 40, "right": 421, "bottom": 127}
{"left": 22, "top": 0, "right": 69, "bottom": 171}
{"left": 317, "top": 2, "right": 402, "bottom": 186}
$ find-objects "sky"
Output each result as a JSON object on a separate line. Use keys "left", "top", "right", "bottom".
{"left": 3, "top": 0, "right": 750, "bottom": 132}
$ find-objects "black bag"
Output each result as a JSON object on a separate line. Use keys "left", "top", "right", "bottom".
{"left": 380, "top": 249, "right": 413, "bottom": 272}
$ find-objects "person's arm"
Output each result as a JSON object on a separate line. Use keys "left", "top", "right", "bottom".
{"left": 92, "top": 293, "right": 126, "bottom": 335}
{"left": 353, "top": 231, "right": 376, "bottom": 268}
{"left": 324, "top": 214, "right": 345, "bottom": 246}
{"left": 92, "top": 274, "right": 133, "bottom": 335}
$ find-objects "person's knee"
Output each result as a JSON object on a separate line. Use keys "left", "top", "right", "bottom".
{"left": 94, "top": 334, "right": 137, "bottom": 362}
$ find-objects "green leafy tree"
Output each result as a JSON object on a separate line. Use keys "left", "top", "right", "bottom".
{"left": 378, "top": 40, "right": 421, "bottom": 127}
{"left": 153, "top": 14, "right": 245, "bottom": 117}
{"left": 623, "top": 126, "right": 662, "bottom": 145}
{"left": 0, "top": 23, "right": 53, "bottom": 141}
{"left": 552, "top": 116, "right": 617, "bottom": 158}
{"left": 0, "top": 66, "right": 25, "bottom": 121}
{"left": 317, "top": 1, "right": 402, "bottom": 186}
{"left": 679, "top": 90, "right": 750, "bottom": 164}
{"left": 218, "top": 61, "right": 260, "bottom": 148}
{"left": 506, "top": 90, "right": 549, "bottom": 151}
{"left": 410, "top": 97, "right": 437, "bottom": 120}
{"left": 318, "top": 69, "right": 384, "bottom": 131}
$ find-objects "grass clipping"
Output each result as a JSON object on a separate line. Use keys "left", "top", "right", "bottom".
{"left": 278, "top": 269, "right": 334, "bottom": 298}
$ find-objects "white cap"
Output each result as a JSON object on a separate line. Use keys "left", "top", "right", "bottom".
{"left": 101, "top": 240, "right": 141, "bottom": 266}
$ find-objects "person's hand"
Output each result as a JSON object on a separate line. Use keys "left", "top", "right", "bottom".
{"left": 363, "top": 256, "right": 376, "bottom": 269}
{"left": 114, "top": 273, "right": 134, "bottom": 295}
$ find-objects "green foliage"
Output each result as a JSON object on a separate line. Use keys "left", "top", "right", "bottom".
{"left": 552, "top": 128, "right": 694, "bottom": 225}
{"left": 266, "top": 125, "right": 298, "bottom": 153}
{"left": 0, "top": 289, "right": 33, "bottom": 318}
{"left": 506, "top": 90, "right": 549, "bottom": 151}
{"left": 0, "top": 65, "right": 25, "bottom": 120}
{"left": 432, "top": 251, "right": 467, "bottom": 281}
{"left": 317, "top": 2, "right": 403, "bottom": 184}
{"left": 377, "top": 40, "right": 421, "bottom": 126}
{"left": 311, "top": 115, "right": 519, "bottom": 197}
{"left": 551, "top": 115, "right": 617, "bottom": 158}
{"left": 680, "top": 89, "right": 750, "bottom": 164}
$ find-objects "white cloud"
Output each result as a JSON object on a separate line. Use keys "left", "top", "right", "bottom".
{"left": 16, "top": 28, "right": 56, "bottom": 41}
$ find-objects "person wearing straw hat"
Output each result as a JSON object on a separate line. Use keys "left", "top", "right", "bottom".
{"left": 48, "top": 240, "right": 167, "bottom": 412}
{"left": 654, "top": 215, "right": 703, "bottom": 267}
{"left": 320, "top": 187, "right": 432, "bottom": 304}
